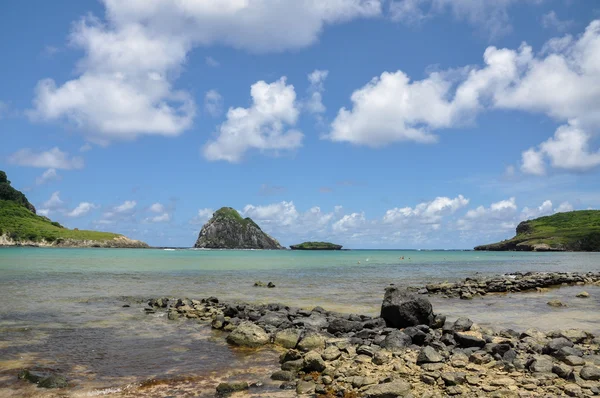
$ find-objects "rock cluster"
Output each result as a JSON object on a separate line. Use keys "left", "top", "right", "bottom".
{"left": 146, "top": 289, "right": 600, "bottom": 397}
{"left": 421, "top": 272, "right": 600, "bottom": 300}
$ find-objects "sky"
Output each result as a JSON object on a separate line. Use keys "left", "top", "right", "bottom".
{"left": 1, "top": 0, "right": 600, "bottom": 249}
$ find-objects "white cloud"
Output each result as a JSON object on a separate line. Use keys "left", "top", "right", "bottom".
{"left": 521, "top": 199, "right": 553, "bottom": 220}
{"left": 243, "top": 201, "right": 299, "bottom": 227}
{"left": 521, "top": 148, "right": 546, "bottom": 175}
{"left": 44, "top": 191, "right": 64, "bottom": 209}
{"left": 38, "top": 209, "right": 50, "bottom": 217}
{"left": 333, "top": 212, "right": 366, "bottom": 232}
{"left": 204, "top": 90, "right": 223, "bottom": 117}
{"left": 149, "top": 203, "right": 165, "bottom": 213}
{"left": 102, "top": 200, "right": 137, "bottom": 222}
{"left": 205, "top": 56, "right": 220, "bottom": 67}
{"left": 390, "top": 0, "right": 543, "bottom": 38}
{"left": 305, "top": 70, "right": 329, "bottom": 114}
{"left": 80, "top": 143, "right": 93, "bottom": 152}
{"left": 8, "top": 147, "right": 84, "bottom": 170}
{"left": 458, "top": 197, "right": 518, "bottom": 231}
{"left": 115, "top": 201, "right": 136, "bottom": 213}
{"left": 67, "top": 202, "right": 97, "bottom": 217}
{"left": 190, "top": 208, "right": 214, "bottom": 225}
{"left": 555, "top": 201, "right": 573, "bottom": 213}
{"left": 384, "top": 195, "right": 469, "bottom": 225}
{"left": 203, "top": 78, "right": 303, "bottom": 162}
{"left": 35, "top": 168, "right": 61, "bottom": 185}
{"left": 148, "top": 213, "right": 171, "bottom": 223}
{"left": 29, "top": 0, "right": 381, "bottom": 141}
{"left": 542, "top": 11, "right": 574, "bottom": 32}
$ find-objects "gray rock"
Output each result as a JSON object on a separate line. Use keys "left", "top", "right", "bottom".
{"left": 303, "top": 350, "right": 327, "bottom": 372}
{"left": 403, "top": 326, "right": 427, "bottom": 345}
{"left": 274, "top": 328, "right": 301, "bottom": 349}
{"left": 296, "top": 380, "right": 316, "bottom": 395}
{"left": 322, "top": 346, "right": 341, "bottom": 361}
{"left": 552, "top": 363, "right": 573, "bottom": 379}
{"left": 441, "top": 372, "right": 466, "bottom": 386}
{"left": 580, "top": 365, "right": 600, "bottom": 381}
{"left": 380, "top": 287, "right": 434, "bottom": 328}
{"left": 271, "top": 370, "right": 295, "bottom": 381}
{"left": 563, "top": 355, "right": 586, "bottom": 366}
{"left": 380, "top": 330, "right": 412, "bottom": 352}
{"left": 38, "top": 375, "right": 68, "bottom": 389}
{"left": 561, "top": 329, "right": 591, "bottom": 344}
{"left": 417, "top": 346, "right": 444, "bottom": 365}
{"left": 453, "top": 332, "right": 485, "bottom": 348}
{"left": 281, "top": 359, "right": 303, "bottom": 372}
{"left": 226, "top": 321, "right": 269, "bottom": 347}
{"left": 452, "top": 318, "right": 473, "bottom": 332}
{"left": 216, "top": 382, "right": 249, "bottom": 394}
{"left": 327, "top": 318, "right": 362, "bottom": 334}
{"left": 544, "top": 337, "right": 574, "bottom": 355}
{"left": 530, "top": 356, "right": 554, "bottom": 373}
{"left": 297, "top": 331, "right": 326, "bottom": 351}
{"left": 363, "top": 380, "right": 412, "bottom": 398}
{"left": 563, "top": 383, "right": 582, "bottom": 397}
{"left": 294, "top": 313, "right": 328, "bottom": 330}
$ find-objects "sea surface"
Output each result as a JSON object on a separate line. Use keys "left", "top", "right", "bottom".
{"left": 0, "top": 248, "right": 599, "bottom": 397}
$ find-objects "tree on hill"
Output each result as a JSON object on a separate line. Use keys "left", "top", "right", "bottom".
{"left": 0, "top": 170, "right": 36, "bottom": 214}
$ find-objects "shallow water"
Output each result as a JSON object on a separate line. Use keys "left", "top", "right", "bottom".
{"left": 0, "top": 248, "right": 599, "bottom": 396}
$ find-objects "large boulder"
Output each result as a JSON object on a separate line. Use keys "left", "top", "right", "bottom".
{"left": 363, "top": 380, "right": 411, "bottom": 398}
{"left": 380, "top": 287, "right": 434, "bottom": 328}
{"left": 226, "top": 321, "right": 269, "bottom": 347}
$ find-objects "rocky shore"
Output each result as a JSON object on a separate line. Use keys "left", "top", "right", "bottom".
{"left": 417, "top": 272, "right": 600, "bottom": 300}
{"left": 143, "top": 276, "right": 600, "bottom": 398}
{"left": 0, "top": 234, "right": 149, "bottom": 248}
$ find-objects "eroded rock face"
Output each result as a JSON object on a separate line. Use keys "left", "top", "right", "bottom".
{"left": 194, "top": 207, "right": 283, "bottom": 249}
{"left": 380, "top": 287, "right": 434, "bottom": 329}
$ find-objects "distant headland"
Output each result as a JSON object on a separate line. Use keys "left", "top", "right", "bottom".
{"left": 290, "top": 241, "right": 343, "bottom": 250}
{"left": 475, "top": 210, "right": 600, "bottom": 252}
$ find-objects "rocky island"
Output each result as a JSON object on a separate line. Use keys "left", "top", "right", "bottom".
{"left": 475, "top": 210, "right": 600, "bottom": 252}
{"left": 194, "top": 207, "right": 283, "bottom": 249}
{"left": 0, "top": 171, "right": 148, "bottom": 248}
{"left": 290, "top": 241, "right": 343, "bottom": 250}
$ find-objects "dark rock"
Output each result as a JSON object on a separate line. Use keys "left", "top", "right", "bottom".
{"left": 403, "top": 326, "right": 427, "bottom": 345}
{"left": 303, "top": 351, "right": 327, "bottom": 372}
{"left": 267, "top": 282, "right": 276, "bottom": 288}
{"left": 441, "top": 372, "right": 466, "bottom": 386}
{"left": 529, "top": 356, "right": 554, "bottom": 373}
{"left": 562, "top": 355, "right": 585, "bottom": 366}
{"left": 363, "top": 317, "right": 386, "bottom": 330}
{"left": 296, "top": 380, "right": 316, "bottom": 395}
{"left": 281, "top": 359, "right": 304, "bottom": 372}
{"left": 380, "top": 330, "right": 412, "bottom": 352}
{"left": 552, "top": 363, "right": 573, "bottom": 379}
{"left": 453, "top": 332, "right": 485, "bottom": 348}
{"left": 417, "top": 346, "right": 444, "bottom": 365}
{"left": 580, "top": 365, "right": 600, "bottom": 381}
{"left": 380, "top": 287, "right": 434, "bottom": 329}
{"left": 271, "top": 370, "right": 295, "bottom": 381}
{"left": 543, "top": 337, "right": 574, "bottom": 356}
{"left": 216, "top": 382, "right": 249, "bottom": 395}
{"left": 38, "top": 375, "right": 68, "bottom": 389}
{"left": 431, "top": 314, "right": 446, "bottom": 329}
{"left": 327, "top": 318, "right": 362, "bottom": 334}
{"left": 452, "top": 318, "right": 473, "bottom": 332}
{"left": 293, "top": 313, "right": 328, "bottom": 330}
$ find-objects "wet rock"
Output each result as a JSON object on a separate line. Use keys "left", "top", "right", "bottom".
{"left": 297, "top": 331, "right": 326, "bottom": 352}
{"left": 380, "top": 330, "right": 412, "bottom": 352}
{"left": 258, "top": 312, "right": 290, "bottom": 329}
{"left": 576, "top": 291, "right": 589, "bottom": 298}
{"left": 547, "top": 300, "right": 566, "bottom": 307}
{"left": 271, "top": 370, "right": 295, "bottom": 381}
{"left": 293, "top": 313, "right": 328, "bottom": 330}
{"left": 281, "top": 359, "right": 304, "bottom": 372}
{"left": 417, "top": 346, "right": 444, "bottom": 365}
{"left": 303, "top": 350, "right": 327, "bottom": 372}
{"left": 216, "top": 381, "right": 249, "bottom": 395}
{"left": 580, "top": 365, "right": 600, "bottom": 381}
{"left": 296, "top": 380, "right": 316, "bottom": 395}
{"left": 18, "top": 369, "right": 47, "bottom": 384}
{"left": 19, "top": 369, "right": 67, "bottom": 389}
{"left": 212, "top": 314, "right": 226, "bottom": 329}
{"left": 328, "top": 318, "right": 362, "bottom": 334}
{"left": 226, "top": 321, "right": 269, "bottom": 347}
{"left": 380, "top": 287, "right": 434, "bottom": 328}
{"left": 274, "top": 328, "right": 301, "bottom": 349}
{"left": 561, "top": 329, "right": 591, "bottom": 344}
{"left": 363, "top": 380, "right": 411, "bottom": 398}
{"left": 267, "top": 282, "right": 276, "bottom": 288}
{"left": 38, "top": 375, "right": 68, "bottom": 389}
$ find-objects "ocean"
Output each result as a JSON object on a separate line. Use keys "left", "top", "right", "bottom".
{"left": 1, "top": 248, "right": 599, "bottom": 397}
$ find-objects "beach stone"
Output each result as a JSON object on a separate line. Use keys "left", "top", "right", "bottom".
{"left": 547, "top": 300, "right": 565, "bottom": 307}
{"left": 363, "top": 380, "right": 411, "bottom": 398}
{"left": 561, "top": 329, "right": 591, "bottom": 344}
{"left": 470, "top": 351, "right": 492, "bottom": 365}
{"left": 322, "top": 346, "right": 341, "bottom": 361}
{"left": 552, "top": 363, "right": 573, "bottom": 379}
{"left": 211, "top": 314, "right": 226, "bottom": 329}
{"left": 441, "top": 372, "right": 466, "bottom": 386}
{"left": 543, "top": 337, "right": 574, "bottom": 356}
{"left": 348, "top": 375, "right": 378, "bottom": 388}
{"left": 356, "top": 345, "right": 378, "bottom": 357}
{"left": 453, "top": 318, "right": 473, "bottom": 332}
{"left": 281, "top": 359, "right": 303, "bottom": 372}
{"left": 38, "top": 375, "right": 68, "bottom": 389}
{"left": 556, "top": 346, "right": 583, "bottom": 359}
{"left": 303, "top": 350, "right": 327, "bottom": 372}
{"left": 328, "top": 318, "right": 361, "bottom": 334}
{"left": 380, "top": 287, "right": 434, "bottom": 328}
{"left": 271, "top": 370, "right": 295, "bottom": 381}
{"left": 216, "top": 382, "right": 249, "bottom": 394}
{"left": 296, "top": 380, "right": 316, "bottom": 395}
{"left": 563, "top": 355, "right": 585, "bottom": 366}
{"left": 258, "top": 311, "right": 289, "bottom": 328}
{"left": 417, "top": 346, "right": 444, "bottom": 365}
{"left": 454, "top": 331, "right": 486, "bottom": 348}
{"left": 563, "top": 384, "right": 583, "bottom": 397}
{"left": 576, "top": 291, "right": 589, "bottom": 298}
{"left": 18, "top": 369, "right": 47, "bottom": 384}
{"left": 403, "top": 326, "right": 428, "bottom": 345}
{"left": 297, "top": 331, "right": 326, "bottom": 352}
{"left": 380, "top": 330, "right": 412, "bottom": 352}
{"left": 529, "top": 356, "right": 554, "bottom": 373}
{"left": 373, "top": 350, "right": 391, "bottom": 365}
{"left": 295, "top": 313, "right": 328, "bottom": 330}
{"left": 274, "top": 328, "right": 301, "bottom": 349}
{"left": 580, "top": 365, "right": 600, "bottom": 380}
{"left": 226, "top": 322, "right": 269, "bottom": 347}
{"left": 450, "top": 352, "right": 469, "bottom": 368}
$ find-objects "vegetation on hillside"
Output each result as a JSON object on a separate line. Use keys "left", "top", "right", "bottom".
{"left": 213, "top": 207, "right": 261, "bottom": 230}
{"left": 0, "top": 171, "right": 36, "bottom": 213}
{"left": 290, "top": 241, "right": 343, "bottom": 250}
{"left": 0, "top": 200, "right": 120, "bottom": 243}
{"left": 475, "top": 210, "right": 600, "bottom": 252}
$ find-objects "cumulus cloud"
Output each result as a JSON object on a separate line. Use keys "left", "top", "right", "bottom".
{"left": 66, "top": 202, "right": 97, "bottom": 217}
{"left": 101, "top": 200, "right": 137, "bottom": 222}
{"left": 204, "top": 90, "right": 224, "bottom": 117}
{"left": 8, "top": 147, "right": 84, "bottom": 170}
{"left": 35, "top": 168, "right": 61, "bottom": 185}
{"left": 541, "top": 11, "right": 574, "bottom": 32}
{"left": 29, "top": 0, "right": 381, "bottom": 141}
{"left": 203, "top": 78, "right": 303, "bottom": 162}
{"left": 149, "top": 203, "right": 165, "bottom": 213}
{"left": 333, "top": 212, "right": 366, "bottom": 232}
{"left": 383, "top": 195, "right": 469, "bottom": 225}
{"left": 305, "top": 69, "right": 329, "bottom": 114}
{"left": 190, "top": 208, "right": 214, "bottom": 225}
{"left": 37, "top": 209, "right": 50, "bottom": 217}
{"left": 521, "top": 199, "right": 553, "bottom": 220}
{"left": 243, "top": 201, "right": 299, "bottom": 227}
{"left": 330, "top": 20, "right": 600, "bottom": 174}
{"left": 147, "top": 213, "right": 171, "bottom": 223}
{"left": 43, "top": 191, "right": 64, "bottom": 210}
{"left": 555, "top": 201, "right": 573, "bottom": 213}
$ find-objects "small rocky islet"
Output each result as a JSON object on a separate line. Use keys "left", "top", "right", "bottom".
{"left": 137, "top": 271, "right": 600, "bottom": 398}
{"left": 291, "top": 242, "right": 343, "bottom": 250}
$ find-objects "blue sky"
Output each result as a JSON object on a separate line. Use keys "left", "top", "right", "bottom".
{"left": 1, "top": 0, "right": 600, "bottom": 248}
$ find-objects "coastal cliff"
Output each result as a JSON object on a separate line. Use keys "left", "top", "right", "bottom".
{"left": 475, "top": 210, "right": 600, "bottom": 252}
{"left": 0, "top": 171, "right": 148, "bottom": 248}
{"left": 194, "top": 207, "right": 283, "bottom": 249}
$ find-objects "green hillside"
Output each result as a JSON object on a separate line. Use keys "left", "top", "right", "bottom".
{"left": 290, "top": 241, "right": 343, "bottom": 250}
{"left": 475, "top": 210, "right": 600, "bottom": 252}
{"left": 0, "top": 171, "right": 147, "bottom": 247}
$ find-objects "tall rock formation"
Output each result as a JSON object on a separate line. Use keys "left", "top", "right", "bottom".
{"left": 194, "top": 207, "right": 283, "bottom": 249}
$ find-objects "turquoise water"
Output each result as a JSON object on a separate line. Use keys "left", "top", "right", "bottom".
{"left": 0, "top": 248, "right": 599, "bottom": 396}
